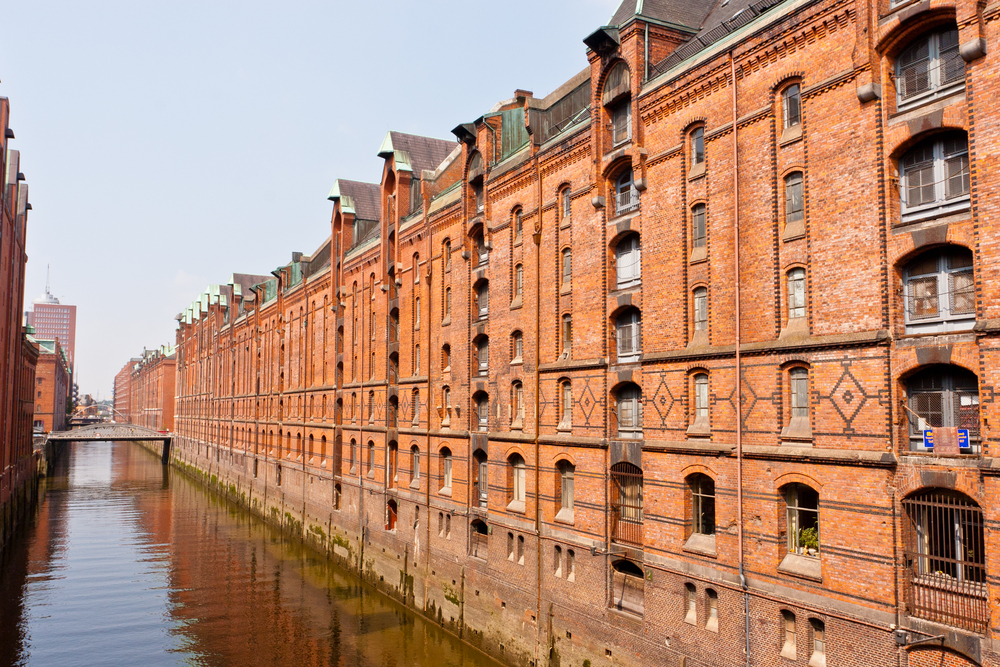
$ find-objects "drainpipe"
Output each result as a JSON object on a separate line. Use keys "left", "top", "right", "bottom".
{"left": 731, "top": 51, "right": 750, "bottom": 667}
{"left": 532, "top": 152, "right": 543, "bottom": 666}
{"left": 424, "top": 201, "right": 433, "bottom": 585}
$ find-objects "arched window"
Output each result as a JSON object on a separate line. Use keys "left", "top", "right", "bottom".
{"left": 688, "top": 473, "right": 715, "bottom": 536}
{"left": 561, "top": 248, "right": 572, "bottom": 288}
{"left": 787, "top": 268, "right": 806, "bottom": 320}
{"left": 559, "top": 380, "right": 572, "bottom": 429}
{"left": 784, "top": 483, "right": 820, "bottom": 557}
{"left": 469, "top": 152, "right": 484, "bottom": 214}
{"left": 475, "top": 280, "right": 489, "bottom": 319}
{"left": 474, "top": 230, "right": 489, "bottom": 265}
{"left": 614, "top": 168, "right": 639, "bottom": 216}
{"left": 784, "top": 172, "right": 804, "bottom": 232}
{"left": 906, "top": 365, "right": 980, "bottom": 450}
{"left": 809, "top": 619, "right": 825, "bottom": 664}
{"left": 474, "top": 450, "right": 488, "bottom": 508}
{"left": 693, "top": 287, "right": 708, "bottom": 332}
{"left": 896, "top": 27, "right": 963, "bottom": 108}
{"left": 349, "top": 438, "right": 357, "bottom": 472}
{"left": 616, "top": 309, "right": 642, "bottom": 363}
{"left": 690, "top": 127, "right": 705, "bottom": 166}
{"left": 556, "top": 460, "right": 575, "bottom": 519}
{"left": 684, "top": 583, "right": 697, "bottom": 624}
{"left": 782, "top": 84, "right": 801, "bottom": 130}
{"left": 691, "top": 203, "right": 707, "bottom": 250}
{"left": 706, "top": 590, "right": 719, "bottom": 632}
{"left": 411, "top": 388, "right": 420, "bottom": 425}
{"left": 513, "top": 208, "right": 522, "bottom": 240}
{"left": 514, "top": 264, "right": 523, "bottom": 302}
{"left": 476, "top": 336, "right": 489, "bottom": 375}
{"left": 781, "top": 611, "right": 797, "bottom": 660}
{"left": 902, "top": 489, "right": 986, "bottom": 632}
{"left": 508, "top": 454, "right": 526, "bottom": 506}
{"left": 615, "top": 233, "right": 641, "bottom": 288}
{"left": 440, "top": 447, "right": 453, "bottom": 491}
{"left": 616, "top": 383, "right": 643, "bottom": 439}
{"left": 688, "top": 373, "right": 710, "bottom": 435}
{"left": 782, "top": 366, "right": 811, "bottom": 441}
{"left": 367, "top": 440, "right": 375, "bottom": 476}
{"left": 561, "top": 187, "right": 572, "bottom": 223}
{"left": 611, "top": 559, "right": 644, "bottom": 616}
{"left": 511, "top": 381, "right": 524, "bottom": 425}
{"left": 899, "top": 132, "right": 970, "bottom": 222}
{"left": 444, "top": 287, "right": 451, "bottom": 319}
{"left": 610, "top": 462, "right": 643, "bottom": 545}
{"left": 603, "top": 63, "right": 632, "bottom": 146}
{"left": 412, "top": 252, "right": 420, "bottom": 282}
{"left": 410, "top": 445, "right": 421, "bottom": 485}
{"left": 561, "top": 314, "right": 572, "bottom": 357}
{"left": 471, "top": 519, "right": 489, "bottom": 559}
{"left": 511, "top": 331, "right": 523, "bottom": 363}
{"left": 368, "top": 390, "right": 375, "bottom": 424}
{"left": 442, "top": 386, "right": 452, "bottom": 426}
{"left": 475, "top": 392, "right": 490, "bottom": 431}
{"left": 441, "top": 344, "right": 451, "bottom": 371}
{"left": 903, "top": 247, "right": 974, "bottom": 333}
{"left": 387, "top": 442, "right": 398, "bottom": 487}
{"left": 386, "top": 499, "right": 398, "bottom": 531}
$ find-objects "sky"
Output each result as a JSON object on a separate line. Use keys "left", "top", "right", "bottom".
{"left": 2, "top": 0, "right": 620, "bottom": 400}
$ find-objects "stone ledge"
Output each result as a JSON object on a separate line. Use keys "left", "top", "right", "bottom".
{"left": 743, "top": 445, "right": 897, "bottom": 467}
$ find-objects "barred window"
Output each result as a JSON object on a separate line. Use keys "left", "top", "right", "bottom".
{"left": 906, "top": 366, "right": 980, "bottom": 449}
{"left": 904, "top": 247, "right": 974, "bottom": 334}
{"left": 896, "top": 28, "right": 963, "bottom": 108}
{"left": 611, "top": 463, "right": 643, "bottom": 546}
{"left": 900, "top": 133, "right": 970, "bottom": 222}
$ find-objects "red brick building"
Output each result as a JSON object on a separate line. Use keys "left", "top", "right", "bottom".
{"left": 128, "top": 346, "right": 176, "bottom": 432}
{"left": 135, "top": 0, "right": 1000, "bottom": 664}
{"left": 0, "top": 94, "right": 38, "bottom": 557}
{"left": 33, "top": 337, "right": 70, "bottom": 434}
{"left": 113, "top": 358, "right": 139, "bottom": 423}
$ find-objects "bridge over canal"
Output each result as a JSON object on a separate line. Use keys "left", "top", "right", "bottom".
{"left": 47, "top": 423, "right": 173, "bottom": 463}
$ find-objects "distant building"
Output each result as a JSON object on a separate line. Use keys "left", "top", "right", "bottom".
{"left": 113, "top": 358, "right": 139, "bottom": 423}
{"left": 33, "top": 337, "right": 69, "bottom": 433}
{"left": 129, "top": 346, "right": 176, "bottom": 432}
{"left": 29, "top": 287, "right": 76, "bottom": 371}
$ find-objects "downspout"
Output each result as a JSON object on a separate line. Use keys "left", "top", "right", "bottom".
{"left": 731, "top": 52, "right": 750, "bottom": 667}
{"left": 532, "top": 152, "right": 543, "bottom": 666}
{"left": 424, "top": 200, "right": 433, "bottom": 585}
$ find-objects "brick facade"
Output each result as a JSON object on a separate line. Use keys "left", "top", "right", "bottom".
{"left": 33, "top": 338, "right": 70, "bottom": 434}
{"left": 125, "top": 0, "right": 1000, "bottom": 664}
{"left": 127, "top": 347, "right": 175, "bottom": 432}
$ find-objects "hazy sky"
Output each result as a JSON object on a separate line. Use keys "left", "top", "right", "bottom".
{"left": 2, "top": 0, "right": 620, "bottom": 399}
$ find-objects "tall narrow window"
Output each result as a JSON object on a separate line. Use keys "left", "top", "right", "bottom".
{"left": 610, "top": 463, "right": 643, "bottom": 544}
{"left": 557, "top": 460, "right": 575, "bottom": 517}
{"left": 615, "top": 234, "right": 641, "bottom": 288}
{"left": 414, "top": 298, "right": 421, "bottom": 328}
{"left": 477, "top": 338, "right": 489, "bottom": 375}
{"left": 559, "top": 381, "right": 572, "bottom": 429}
{"left": 411, "top": 389, "right": 420, "bottom": 425}
{"left": 411, "top": 445, "right": 420, "bottom": 483}
{"left": 790, "top": 368, "right": 809, "bottom": 420}
{"left": 611, "top": 101, "right": 632, "bottom": 145}
{"left": 785, "top": 172, "right": 804, "bottom": 225}
{"left": 512, "top": 331, "right": 523, "bottom": 363}
{"left": 691, "top": 204, "right": 707, "bottom": 250}
{"left": 604, "top": 62, "right": 632, "bottom": 146}
{"left": 561, "top": 315, "right": 572, "bottom": 356}
{"left": 781, "top": 611, "right": 797, "bottom": 660}
{"left": 691, "top": 373, "right": 710, "bottom": 433}
{"left": 476, "top": 232, "right": 489, "bottom": 265}
{"left": 616, "top": 384, "right": 643, "bottom": 439}
{"left": 476, "top": 393, "right": 489, "bottom": 431}
{"left": 896, "top": 28, "right": 963, "bottom": 107}
{"left": 693, "top": 287, "right": 708, "bottom": 331}
{"left": 512, "top": 382, "right": 524, "bottom": 424}
{"left": 514, "top": 264, "right": 523, "bottom": 301}
{"left": 509, "top": 455, "right": 526, "bottom": 505}
{"left": 513, "top": 209, "right": 522, "bottom": 240}
{"left": 691, "top": 127, "right": 705, "bottom": 166}
{"left": 783, "top": 84, "right": 801, "bottom": 129}
{"left": 444, "top": 239, "right": 451, "bottom": 271}
{"left": 476, "top": 281, "right": 489, "bottom": 319}
{"left": 689, "top": 473, "right": 715, "bottom": 535}
{"left": 442, "top": 386, "right": 452, "bottom": 426}
{"left": 442, "top": 344, "right": 451, "bottom": 371}
{"left": 413, "top": 345, "right": 420, "bottom": 376}
{"left": 684, "top": 583, "right": 697, "bottom": 624}
{"left": 787, "top": 268, "right": 806, "bottom": 319}
{"left": 561, "top": 248, "right": 572, "bottom": 288}
{"left": 441, "top": 448, "right": 453, "bottom": 490}
{"left": 900, "top": 133, "right": 970, "bottom": 222}
{"left": 367, "top": 441, "right": 375, "bottom": 476}
{"left": 444, "top": 287, "right": 451, "bottom": 319}
{"left": 616, "top": 309, "right": 641, "bottom": 362}
{"left": 785, "top": 484, "right": 820, "bottom": 557}
{"left": 614, "top": 169, "right": 639, "bottom": 216}
{"left": 561, "top": 188, "right": 571, "bottom": 222}
{"left": 706, "top": 590, "right": 719, "bottom": 632}
{"left": 809, "top": 619, "right": 826, "bottom": 667}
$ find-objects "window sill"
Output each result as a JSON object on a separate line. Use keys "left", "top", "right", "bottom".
{"left": 781, "top": 416, "right": 813, "bottom": 443}
{"left": 507, "top": 499, "right": 526, "bottom": 514}
{"left": 686, "top": 419, "right": 711, "bottom": 438}
{"left": 560, "top": 285, "right": 571, "bottom": 295}
{"left": 688, "top": 162, "right": 706, "bottom": 181}
{"left": 809, "top": 653, "right": 826, "bottom": 667}
{"left": 901, "top": 198, "right": 971, "bottom": 225}
{"left": 510, "top": 296, "right": 522, "bottom": 310}
{"left": 683, "top": 532, "right": 717, "bottom": 557}
{"left": 706, "top": 618, "right": 718, "bottom": 633}
{"left": 779, "top": 124, "right": 802, "bottom": 146}
{"left": 514, "top": 235, "right": 522, "bottom": 247}
{"left": 778, "top": 552, "right": 822, "bottom": 582}
{"left": 511, "top": 418, "right": 524, "bottom": 431}
{"left": 510, "top": 357, "right": 522, "bottom": 366}
{"left": 779, "top": 316, "right": 809, "bottom": 339}
{"left": 560, "top": 218, "right": 571, "bottom": 230}
{"left": 441, "top": 315, "right": 450, "bottom": 326}
{"left": 409, "top": 479, "right": 420, "bottom": 490}
{"left": 557, "top": 423, "right": 572, "bottom": 433}
{"left": 689, "top": 246, "right": 707, "bottom": 264}
{"left": 555, "top": 508, "right": 575, "bottom": 525}
{"left": 782, "top": 219, "right": 805, "bottom": 241}
{"left": 780, "top": 644, "right": 797, "bottom": 661}
{"left": 895, "top": 82, "right": 966, "bottom": 116}
{"left": 439, "top": 486, "right": 452, "bottom": 497}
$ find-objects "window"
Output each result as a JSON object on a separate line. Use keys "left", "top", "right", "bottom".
{"left": 783, "top": 84, "right": 801, "bottom": 129}
{"left": 611, "top": 559, "right": 644, "bottom": 616}
{"left": 440, "top": 448, "right": 453, "bottom": 490}
{"left": 514, "top": 264, "right": 523, "bottom": 303}
{"left": 785, "top": 172, "right": 804, "bottom": 226}
{"left": 904, "top": 247, "right": 975, "bottom": 333}
{"left": 476, "top": 281, "right": 489, "bottom": 319}
{"left": 690, "top": 127, "right": 705, "bottom": 166}
{"left": 689, "top": 474, "right": 715, "bottom": 535}
{"left": 442, "top": 386, "right": 452, "bottom": 426}
{"left": 693, "top": 287, "right": 708, "bottom": 332}
{"left": 414, "top": 298, "right": 421, "bottom": 328}
{"left": 512, "top": 382, "right": 524, "bottom": 425}
{"left": 442, "top": 344, "right": 451, "bottom": 372}
{"left": 615, "top": 234, "right": 641, "bottom": 288}
{"left": 603, "top": 62, "right": 632, "bottom": 144}
{"left": 477, "top": 337, "right": 489, "bottom": 375}
{"left": 616, "top": 309, "right": 641, "bottom": 362}
{"left": 471, "top": 520, "right": 489, "bottom": 559}
{"left": 367, "top": 441, "right": 375, "bottom": 476}
{"left": 902, "top": 489, "right": 986, "bottom": 633}
{"left": 684, "top": 583, "right": 697, "bottom": 624}
{"left": 368, "top": 390, "right": 375, "bottom": 424}
{"left": 561, "top": 314, "right": 572, "bottom": 356}
{"left": 616, "top": 384, "right": 643, "bottom": 439}
{"left": 809, "top": 619, "right": 826, "bottom": 667}
{"left": 350, "top": 438, "right": 356, "bottom": 471}
{"left": 611, "top": 100, "right": 631, "bottom": 145}
{"left": 785, "top": 484, "right": 820, "bottom": 557}
{"left": 781, "top": 611, "right": 797, "bottom": 660}
{"left": 475, "top": 231, "right": 489, "bottom": 265}
{"left": 513, "top": 209, "right": 522, "bottom": 240}
{"left": 517, "top": 535, "right": 525, "bottom": 565}
{"left": 474, "top": 451, "right": 488, "bottom": 508}
{"left": 899, "top": 133, "right": 970, "bottom": 222}
{"left": 782, "top": 367, "right": 812, "bottom": 441}
{"left": 413, "top": 345, "right": 420, "bottom": 376}
{"left": 906, "top": 365, "right": 980, "bottom": 450}
{"left": 691, "top": 204, "right": 707, "bottom": 250}
{"left": 567, "top": 549, "right": 575, "bottom": 582}
{"left": 444, "top": 239, "right": 451, "bottom": 271}
{"left": 507, "top": 532, "right": 515, "bottom": 560}
{"left": 706, "top": 590, "right": 719, "bottom": 633}
{"left": 444, "top": 287, "right": 451, "bottom": 319}
{"left": 896, "top": 28, "right": 963, "bottom": 107}
{"left": 557, "top": 460, "right": 575, "bottom": 518}
{"left": 787, "top": 268, "right": 806, "bottom": 319}
{"left": 411, "top": 445, "right": 420, "bottom": 484}
{"left": 610, "top": 462, "right": 643, "bottom": 545}
{"left": 561, "top": 188, "right": 571, "bottom": 222}
{"left": 512, "top": 331, "right": 523, "bottom": 363}
{"left": 388, "top": 442, "right": 398, "bottom": 486}
{"left": 559, "top": 381, "right": 572, "bottom": 429}
{"left": 561, "top": 248, "right": 572, "bottom": 288}
{"left": 476, "top": 393, "right": 489, "bottom": 431}
{"left": 509, "top": 454, "right": 526, "bottom": 506}
{"left": 554, "top": 545, "right": 563, "bottom": 577}
{"left": 412, "top": 389, "right": 420, "bottom": 424}
{"left": 614, "top": 168, "right": 639, "bottom": 216}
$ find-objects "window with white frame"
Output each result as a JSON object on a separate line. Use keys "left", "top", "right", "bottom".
{"left": 441, "top": 448, "right": 453, "bottom": 490}
{"left": 899, "top": 133, "right": 970, "bottom": 222}
{"left": 896, "top": 27, "right": 963, "bottom": 109}
{"left": 561, "top": 188, "right": 571, "bottom": 222}
{"left": 783, "top": 84, "right": 801, "bottom": 130}
{"left": 512, "top": 331, "right": 523, "bottom": 363}
{"left": 561, "top": 248, "right": 572, "bottom": 288}
{"left": 693, "top": 287, "right": 708, "bottom": 332}
{"left": 476, "top": 281, "right": 489, "bottom": 319}
{"left": 477, "top": 337, "right": 489, "bottom": 375}
{"left": 616, "top": 309, "right": 642, "bottom": 362}
{"left": 787, "top": 268, "right": 806, "bottom": 319}
{"left": 614, "top": 168, "right": 639, "bottom": 217}
{"left": 513, "top": 209, "right": 522, "bottom": 240}
{"left": 615, "top": 234, "right": 641, "bottom": 288}
{"left": 559, "top": 381, "right": 572, "bottom": 428}
{"left": 561, "top": 314, "right": 572, "bottom": 357}
{"left": 783, "top": 366, "right": 812, "bottom": 441}
{"left": 903, "top": 247, "right": 974, "bottom": 333}
{"left": 476, "top": 393, "right": 489, "bottom": 431}
{"left": 693, "top": 373, "right": 709, "bottom": 427}
{"left": 557, "top": 460, "right": 574, "bottom": 515}
{"left": 616, "top": 384, "right": 643, "bottom": 439}
{"left": 689, "top": 473, "right": 715, "bottom": 535}
{"left": 691, "top": 127, "right": 705, "bottom": 166}
{"left": 512, "top": 381, "right": 524, "bottom": 425}
{"left": 785, "top": 172, "right": 804, "bottom": 225}
{"left": 514, "top": 264, "right": 523, "bottom": 301}
{"left": 509, "top": 454, "right": 526, "bottom": 504}
{"left": 444, "top": 287, "right": 451, "bottom": 319}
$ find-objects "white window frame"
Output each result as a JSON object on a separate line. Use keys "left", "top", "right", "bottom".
{"left": 616, "top": 310, "right": 642, "bottom": 363}
{"left": 903, "top": 249, "right": 975, "bottom": 333}
{"left": 783, "top": 84, "right": 801, "bottom": 129}
{"left": 617, "top": 386, "right": 643, "bottom": 439}
{"left": 693, "top": 287, "right": 708, "bottom": 331}
{"left": 900, "top": 135, "right": 970, "bottom": 223}
{"left": 616, "top": 234, "right": 641, "bottom": 288}
{"left": 787, "top": 268, "right": 806, "bottom": 319}
{"left": 477, "top": 338, "right": 489, "bottom": 375}
{"left": 895, "top": 28, "right": 964, "bottom": 111}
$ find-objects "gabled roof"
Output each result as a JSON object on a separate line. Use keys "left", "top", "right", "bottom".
{"left": 328, "top": 179, "right": 381, "bottom": 221}
{"left": 229, "top": 273, "right": 272, "bottom": 297}
{"left": 378, "top": 131, "right": 459, "bottom": 177}
{"left": 609, "top": 0, "right": 716, "bottom": 30}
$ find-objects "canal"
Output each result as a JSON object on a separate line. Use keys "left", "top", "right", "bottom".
{"left": 0, "top": 441, "right": 502, "bottom": 667}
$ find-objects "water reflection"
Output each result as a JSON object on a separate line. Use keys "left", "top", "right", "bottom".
{"left": 0, "top": 442, "right": 500, "bottom": 667}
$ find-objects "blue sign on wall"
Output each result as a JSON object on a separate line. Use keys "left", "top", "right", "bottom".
{"left": 922, "top": 429, "right": 971, "bottom": 450}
